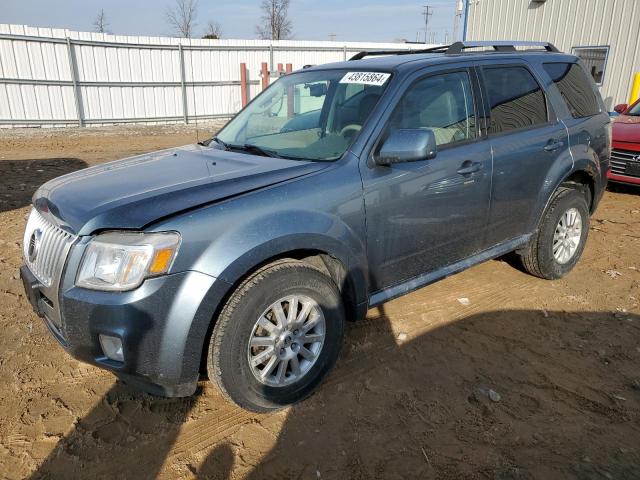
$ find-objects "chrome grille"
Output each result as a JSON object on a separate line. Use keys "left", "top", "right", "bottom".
{"left": 611, "top": 148, "right": 640, "bottom": 177}
{"left": 23, "top": 208, "right": 77, "bottom": 287}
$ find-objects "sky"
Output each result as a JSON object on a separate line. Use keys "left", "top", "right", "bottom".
{"left": 2, "top": 0, "right": 462, "bottom": 43}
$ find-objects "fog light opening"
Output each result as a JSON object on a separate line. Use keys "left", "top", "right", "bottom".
{"left": 99, "top": 334, "right": 124, "bottom": 362}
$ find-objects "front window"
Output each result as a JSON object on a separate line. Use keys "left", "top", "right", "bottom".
{"left": 386, "top": 70, "right": 477, "bottom": 147}
{"left": 215, "top": 70, "right": 391, "bottom": 161}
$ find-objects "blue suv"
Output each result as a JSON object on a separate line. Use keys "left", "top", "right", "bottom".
{"left": 21, "top": 41, "right": 610, "bottom": 411}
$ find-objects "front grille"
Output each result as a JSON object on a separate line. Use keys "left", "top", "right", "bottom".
{"left": 23, "top": 209, "right": 77, "bottom": 287}
{"left": 611, "top": 148, "right": 640, "bottom": 177}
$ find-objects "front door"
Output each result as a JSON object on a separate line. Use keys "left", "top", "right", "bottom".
{"left": 361, "top": 67, "right": 492, "bottom": 294}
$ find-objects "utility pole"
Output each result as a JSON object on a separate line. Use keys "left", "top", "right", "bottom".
{"left": 422, "top": 5, "right": 433, "bottom": 43}
{"left": 453, "top": 0, "right": 464, "bottom": 41}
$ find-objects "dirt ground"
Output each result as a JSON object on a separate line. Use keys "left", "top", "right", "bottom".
{"left": 0, "top": 124, "right": 639, "bottom": 480}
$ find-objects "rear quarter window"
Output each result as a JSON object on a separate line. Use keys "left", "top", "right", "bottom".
{"left": 542, "top": 63, "right": 601, "bottom": 118}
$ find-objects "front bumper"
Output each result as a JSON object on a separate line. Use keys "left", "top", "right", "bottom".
{"left": 608, "top": 170, "right": 640, "bottom": 185}
{"left": 21, "top": 264, "right": 229, "bottom": 397}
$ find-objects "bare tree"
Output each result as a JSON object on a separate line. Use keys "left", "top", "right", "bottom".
{"left": 166, "top": 0, "right": 199, "bottom": 38}
{"left": 255, "top": 0, "right": 293, "bottom": 40}
{"left": 202, "top": 21, "right": 222, "bottom": 39}
{"left": 92, "top": 9, "right": 110, "bottom": 34}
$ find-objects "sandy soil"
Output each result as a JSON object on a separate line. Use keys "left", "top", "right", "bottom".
{"left": 0, "top": 125, "right": 639, "bottom": 480}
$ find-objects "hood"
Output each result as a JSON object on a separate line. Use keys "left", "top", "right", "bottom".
{"left": 613, "top": 115, "right": 640, "bottom": 145}
{"left": 33, "top": 144, "right": 330, "bottom": 235}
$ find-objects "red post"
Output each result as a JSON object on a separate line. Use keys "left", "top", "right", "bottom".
{"left": 240, "top": 63, "right": 249, "bottom": 107}
{"left": 277, "top": 63, "right": 284, "bottom": 75}
{"left": 261, "top": 62, "right": 269, "bottom": 91}
{"left": 285, "top": 63, "right": 293, "bottom": 74}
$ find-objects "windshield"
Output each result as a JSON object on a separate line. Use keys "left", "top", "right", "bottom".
{"left": 215, "top": 69, "right": 391, "bottom": 161}
{"left": 627, "top": 101, "right": 640, "bottom": 116}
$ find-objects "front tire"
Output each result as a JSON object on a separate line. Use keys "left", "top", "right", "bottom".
{"left": 207, "top": 259, "right": 345, "bottom": 412}
{"left": 520, "top": 187, "right": 590, "bottom": 280}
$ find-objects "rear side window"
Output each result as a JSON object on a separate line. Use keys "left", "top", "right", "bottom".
{"left": 483, "top": 66, "right": 548, "bottom": 134}
{"left": 542, "top": 63, "right": 600, "bottom": 118}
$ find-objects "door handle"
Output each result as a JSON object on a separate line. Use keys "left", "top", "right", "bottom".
{"left": 544, "top": 139, "right": 564, "bottom": 152}
{"left": 457, "top": 161, "right": 482, "bottom": 175}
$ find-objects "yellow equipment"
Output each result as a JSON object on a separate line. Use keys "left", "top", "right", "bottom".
{"left": 630, "top": 72, "right": 640, "bottom": 105}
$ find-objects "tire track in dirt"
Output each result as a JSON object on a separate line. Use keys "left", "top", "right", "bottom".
{"left": 59, "top": 366, "right": 113, "bottom": 387}
{"left": 14, "top": 364, "right": 113, "bottom": 393}
{"left": 168, "top": 402, "right": 263, "bottom": 461}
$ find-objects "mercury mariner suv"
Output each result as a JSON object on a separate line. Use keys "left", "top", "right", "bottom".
{"left": 21, "top": 41, "right": 610, "bottom": 412}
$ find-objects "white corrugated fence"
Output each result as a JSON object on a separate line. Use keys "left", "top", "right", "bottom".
{"left": 0, "top": 24, "right": 427, "bottom": 128}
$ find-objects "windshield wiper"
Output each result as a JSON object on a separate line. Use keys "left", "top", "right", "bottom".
{"left": 219, "top": 141, "right": 307, "bottom": 160}
{"left": 227, "top": 143, "right": 281, "bottom": 158}
{"left": 242, "top": 145, "right": 309, "bottom": 161}
{"left": 276, "top": 153, "right": 308, "bottom": 161}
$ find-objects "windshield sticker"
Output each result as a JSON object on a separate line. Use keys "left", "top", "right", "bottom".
{"left": 340, "top": 72, "right": 391, "bottom": 86}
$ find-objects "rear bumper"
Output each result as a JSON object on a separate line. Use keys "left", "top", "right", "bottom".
{"left": 22, "top": 265, "right": 230, "bottom": 397}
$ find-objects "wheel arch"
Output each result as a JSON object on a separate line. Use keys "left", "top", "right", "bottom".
{"left": 164, "top": 202, "right": 370, "bottom": 381}
{"left": 532, "top": 165, "right": 598, "bottom": 235}
{"left": 194, "top": 242, "right": 368, "bottom": 375}
{"left": 561, "top": 169, "right": 595, "bottom": 212}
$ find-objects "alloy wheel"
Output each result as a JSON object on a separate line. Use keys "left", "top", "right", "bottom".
{"left": 247, "top": 295, "right": 326, "bottom": 387}
{"left": 553, "top": 207, "right": 583, "bottom": 264}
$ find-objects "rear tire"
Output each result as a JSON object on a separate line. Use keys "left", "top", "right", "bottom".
{"left": 207, "top": 259, "right": 345, "bottom": 412}
{"left": 519, "top": 187, "right": 590, "bottom": 280}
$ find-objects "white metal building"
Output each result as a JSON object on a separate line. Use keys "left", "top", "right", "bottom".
{"left": 464, "top": 0, "right": 640, "bottom": 109}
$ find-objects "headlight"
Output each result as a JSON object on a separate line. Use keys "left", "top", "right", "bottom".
{"left": 76, "top": 231, "right": 181, "bottom": 291}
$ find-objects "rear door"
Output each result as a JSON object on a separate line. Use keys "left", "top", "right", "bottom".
{"left": 476, "top": 61, "right": 572, "bottom": 246}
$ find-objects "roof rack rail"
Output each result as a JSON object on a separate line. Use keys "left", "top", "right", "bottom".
{"left": 349, "top": 45, "right": 449, "bottom": 61}
{"left": 349, "top": 40, "right": 560, "bottom": 61}
{"left": 446, "top": 41, "right": 560, "bottom": 54}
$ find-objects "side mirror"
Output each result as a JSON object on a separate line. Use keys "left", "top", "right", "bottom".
{"left": 375, "top": 129, "right": 437, "bottom": 166}
{"left": 614, "top": 103, "right": 628, "bottom": 114}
